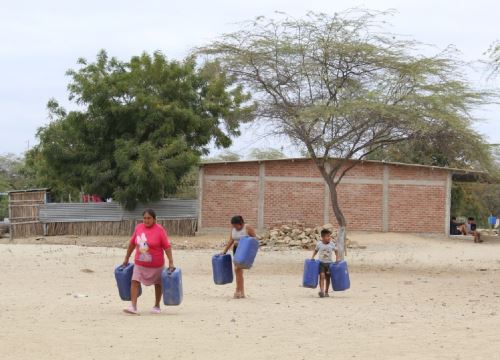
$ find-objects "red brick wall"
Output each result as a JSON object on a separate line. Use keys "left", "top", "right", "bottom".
{"left": 388, "top": 185, "right": 445, "bottom": 233}
{"left": 264, "top": 181, "right": 324, "bottom": 227}
{"left": 327, "top": 183, "right": 384, "bottom": 231}
{"left": 340, "top": 162, "right": 383, "bottom": 179}
{"left": 201, "top": 178, "right": 259, "bottom": 228}
{"left": 265, "top": 159, "right": 322, "bottom": 177}
{"left": 389, "top": 166, "right": 447, "bottom": 181}
{"left": 203, "top": 162, "right": 260, "bottom": 176}
{"left": 200, "top": 159, "right": 449, "bottom": 233}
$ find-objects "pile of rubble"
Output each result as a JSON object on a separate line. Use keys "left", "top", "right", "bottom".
{"left": 258, "top": 222, "right": 338, "bottom": 249}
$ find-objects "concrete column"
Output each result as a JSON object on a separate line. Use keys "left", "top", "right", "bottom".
{"left": 257, "top": 163, "right": 265, "bottom": 231}
{"left": 444, "top": 172, "right": 452, "bottom": 235}
{"left": 382, "top": 165, "right": 389, "bottom": 232}
{"left": 197, "top": 166, "right": 204, "bottom": 230}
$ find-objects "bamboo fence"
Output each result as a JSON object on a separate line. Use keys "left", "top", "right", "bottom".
{"left": 9, "top": 189, "right": 48, "bottom": 238}
{"left": 46, "top": 218, "right": 197, "bottom": 237}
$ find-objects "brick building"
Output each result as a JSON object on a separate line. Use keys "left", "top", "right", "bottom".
{"left": 198, "top": 158, "right": 473, "bottom": 234}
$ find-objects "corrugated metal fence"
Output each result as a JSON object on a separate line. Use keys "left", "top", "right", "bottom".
{"left": 39, "top": 200, "right": 197, "bottom": 222}
{"left": 11, "top": 199, "right": 197, "bottom": 238}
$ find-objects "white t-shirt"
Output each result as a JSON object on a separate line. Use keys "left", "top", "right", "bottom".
{"left": 316, "top": 241, "right": 336, "bottom": 263}
{"left": 231, "top": 224, "right": 248, "bottom": 244}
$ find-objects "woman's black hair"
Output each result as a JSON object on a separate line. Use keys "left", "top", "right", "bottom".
{"left": 231, "top": 215, "right": 244, "bottom": 225}
{"left": 143, "top": 208, "right": 157, "bottom": 220}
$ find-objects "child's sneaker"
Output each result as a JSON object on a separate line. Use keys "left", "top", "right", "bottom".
{"left": 324, "top": 292, "right": 330, "bottom": 297}
{"left": 151, "top": 306, "right": 161, "bottom": 314}
{"left": 318, "top": 291, "right": 325, "bottom": 298}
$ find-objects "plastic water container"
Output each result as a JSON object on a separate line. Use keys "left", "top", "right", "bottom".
{"left": 162, "top": 268, "right": 183, "bottom": 306}
{"left": 233, "top": 236, "right": 259, "bottom": 269}
{"left": 329, "top": 260, "right": 350, "bottom": 291}
{"left": 302, "top": 259, "right": 320, "bottom": 288}
{"left": 114, "top": 263, "right": 142, "bottom": 301}
{"left": 212, "top": 254, "right": 234, "bottom": 285}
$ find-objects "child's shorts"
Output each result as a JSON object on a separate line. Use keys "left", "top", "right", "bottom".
{"left": 319, "top": 262, "right": 331, "bottom": 275}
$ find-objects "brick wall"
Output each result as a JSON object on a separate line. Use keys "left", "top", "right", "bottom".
{"left": 200, "top": 178, "right": 259, "bottom": 228}
{"left": 330, "top": 183, "right": 384, "bottom": 231}
{"left": 388, "top": 185, "right": 445, "bottom": 233}
{"left": 199, "top": 159, "right": 451, "bottom": 233}
{"left": 264, "top": 181, "right": 324, "bottom": 227}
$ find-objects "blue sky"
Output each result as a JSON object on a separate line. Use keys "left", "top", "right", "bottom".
{"left": 1, "top": 0, "right": 499, "bottom": 156}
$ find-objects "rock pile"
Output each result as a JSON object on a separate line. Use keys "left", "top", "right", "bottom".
{"left": 258, "top": 222, "right": 337, "bottom": 249}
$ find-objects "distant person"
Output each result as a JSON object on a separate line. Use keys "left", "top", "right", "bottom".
{"left": 122, "top": 208, "right": 175, "bottom": 315}
{"left": 450, "top": 216, "right": 466, "bottom": 235}
{"left": 220, "top": 215, "right": 256, "bottom": 299}
{"left": 311, "top": 229, "right": 340, "bottom": 298}
{"left": 466, "top": 217, "right": 482, "bottom": 243}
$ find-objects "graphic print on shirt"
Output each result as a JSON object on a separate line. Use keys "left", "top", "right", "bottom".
{"left": 317, "top": 242, "right": 335, "bottom": 263}
{"left": 137, "top": 232, "right": 152, "bottom": 262}
{"left": 319, "top": 247, "right": 331, "bottom": 262}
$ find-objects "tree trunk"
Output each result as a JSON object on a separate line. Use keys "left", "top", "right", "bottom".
{"left": 326, "top": 179, "right": 347, "bottom": 260}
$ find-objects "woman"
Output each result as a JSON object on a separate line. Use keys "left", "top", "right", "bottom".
{"left": 122, "top": 208, "right": 174, "bottom": 314}
{"left": 221, "top": 215, "right": 256, "bottom": 299}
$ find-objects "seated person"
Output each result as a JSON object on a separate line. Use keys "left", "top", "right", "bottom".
{"left": 466, "top": 217, "right": 482, "bottom": 243}
{"left": 450, "top": 216, "right": 465, "bottom": 235}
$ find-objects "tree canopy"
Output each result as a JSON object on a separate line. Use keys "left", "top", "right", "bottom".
{"left": 0, "top": 154, "right": 27, "bottom": 219}
{"left": 29, "top": 51, "right": 252, "bottom": 208}
{"left": 366, "top": 122, "right": 493, "bottom": 171}
{"left": 248, "top": 148, "right": 285, "bottom": 160}
{"left": 199, "top": 10, "right": 492, "bottom": 254}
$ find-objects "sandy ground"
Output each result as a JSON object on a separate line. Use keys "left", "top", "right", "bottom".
{"left": 0, "top": 232, "right": 499, "bottom": 360}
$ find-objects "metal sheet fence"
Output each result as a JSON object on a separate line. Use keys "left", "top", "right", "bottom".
{"left": 9, "top": 199, "right": 198, "bottom": 238}
{"left": 39, "top": 200, "right": 198, "bottom": 222}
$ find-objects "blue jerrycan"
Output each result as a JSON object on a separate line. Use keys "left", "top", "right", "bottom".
{"left": 302, "top": 259, "right": 320, "bottom": 288}
{"left": 212, "top": 254, "right": 234, "bottom": 285}
{"left": 233, "top": 236, "right": 259, "bottom": 269}
{"left": 114, "top": 263, "right": 142, "bottom": 301}
{"left": 162, "top": 268, "right": 183, "bottom": 306}
{"left": 329, "top": 260, "right": 350, "bottom": 291}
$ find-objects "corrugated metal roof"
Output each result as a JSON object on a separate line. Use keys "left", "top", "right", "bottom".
{"left": 201, "top": 157, "right": 483, "bottom": 174}
{"left": 39, "top": 199, "right": 197, "bottom": 223}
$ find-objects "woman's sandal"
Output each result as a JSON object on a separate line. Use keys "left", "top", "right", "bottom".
{"left": 151, "top": 306, "right": 161, "bottom": 314}
{"left": 123, "top": 306, "right": 139, "bottom": 315}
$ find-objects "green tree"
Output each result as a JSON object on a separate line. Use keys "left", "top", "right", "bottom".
{"left": 0, "top": 154, "right": 27, "bottom": 219}
{"left": 29, "top": 51, "right": 252, "bottom": 208}
{"left": 204, "top": 150, "right": 242, "bottom": 162}
{"left": 199, "top": 10, "right": 491, "bottom": 255}
{"left": 248, "top": 147, "right": 285, "bottom": 160}
{"left": 486, "top": 41, "right": 500, "bottom": 78}
{"left": 366, "top": 125, "right": 493, "bottom": 171}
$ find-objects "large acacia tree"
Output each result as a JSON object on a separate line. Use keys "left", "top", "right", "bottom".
{"left": 199, "top": 10, "right": 489, "bottom": 256}
{"left": 30, "top": 51, "right": 252, "bottom": 208}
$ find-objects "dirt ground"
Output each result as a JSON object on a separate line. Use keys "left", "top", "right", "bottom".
{"left": 0, "top": 232, "right": 499, "bottom": 360}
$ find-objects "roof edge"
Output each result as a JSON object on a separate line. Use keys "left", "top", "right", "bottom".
{"left": 200, "top": 157, "right": 483, "bottom": 174}
{"left": 7, "top": 188, "right": 51, "bottom": 194}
